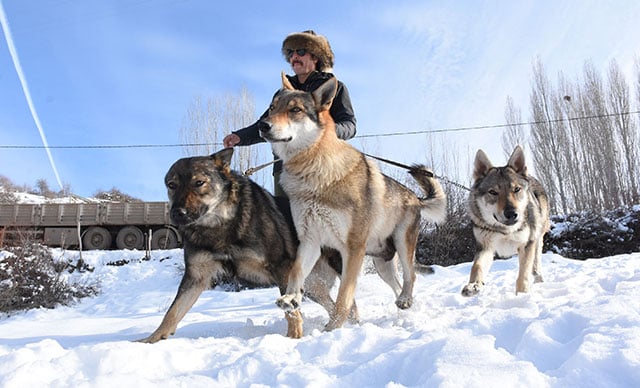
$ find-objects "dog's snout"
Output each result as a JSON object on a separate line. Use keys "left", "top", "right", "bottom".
{"left": 258, "top": 120, "right": 271, "bottom": 133}
{"left": 170, "top": 207, "right": 189, "bottom": 225}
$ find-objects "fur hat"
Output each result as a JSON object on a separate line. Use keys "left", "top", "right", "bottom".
{"left": 281, "top": 30, "right": 334, "bottom": 72}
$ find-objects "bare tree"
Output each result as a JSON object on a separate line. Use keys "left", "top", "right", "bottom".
{"left": 523, "top": 57, "right": 640, "bottom": 214}
{"left": 529, "top": 58, "right": 571, "bottom": 214}
{"left": 584, "top": 61, "right": 625, "bottom": 208}
{"left": 608, "top": 59, "right": 640, "bottom": 203}
{"left": 557, "top": 73, "right": 586, "bottom": 209}
{"left": 93, "top": 187, "right": 142, "bottom": 202}
{"left": 33, "top": 179, "right": 56, "bottom": 198}
{"left": 179, "top": 86, "right": 268, "bottom": 187}
{"left": 501, "top": 95, "right": 526, "bottom": 158}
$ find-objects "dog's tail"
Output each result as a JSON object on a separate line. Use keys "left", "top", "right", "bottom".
{"left": 408, "top": 165, "right": 447, "bottom": 224}
{"left": 415, "top": 262, "right": 435, "bottom": 274}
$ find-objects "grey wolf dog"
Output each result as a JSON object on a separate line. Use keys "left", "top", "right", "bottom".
{"left": 259, "top": 73, "right": 447, "bottom": 331}
{"left": 461, "top": 145, "right": 550, "bottom": 296}
{"left": 139, "top": 148, "right": 345, "bottom": 342}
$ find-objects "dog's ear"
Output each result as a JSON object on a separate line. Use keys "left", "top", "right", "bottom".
{"left": 281, "top": 71, "right": 295, "bottom": 91}
{"left": 473, "top": 149, "right": 493, "bottom": 180}
{"left": 311, "top": 77, "right": 338, "bottom": 111}
{"left": 211, "top": 147, "right": 234, "bottom": 167}
{"left": 507, "top": 145, "right": 527, "bottom": 175}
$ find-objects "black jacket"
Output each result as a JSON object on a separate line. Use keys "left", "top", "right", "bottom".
{"left": 232, "top": 71, "right": 357, "bottom": 146}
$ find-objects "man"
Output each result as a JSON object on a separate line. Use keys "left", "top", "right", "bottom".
{"left": 223, "top": 30, "right": 357, "bottom": 196}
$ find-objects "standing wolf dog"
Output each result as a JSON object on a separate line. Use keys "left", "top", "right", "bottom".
{"left": 462, "top": 145, "right": 550, "bottom": 296}
{"left": 259, "top": 74, "right": 447, "bottom": 331}
{"left": 139, "top": 148, "right": 345, "bottom": 342}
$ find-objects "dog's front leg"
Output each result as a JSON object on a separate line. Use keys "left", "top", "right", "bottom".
{"left": 138, "top": 253, "right": 224, "bottom": 343}
{"left": 462, "top": 249, "right": 494, "bottom": 297}
{"left": 277, "top": 242, "right": 322, "bottom": 312}
{"left": 516, "top": 241, "right": 536, "bottom": 294}
{"left": 285, "top": 310, "right": 304, "bottom": 339}
{"left": 325, "top": 245, "right": 365, "bottom": 331}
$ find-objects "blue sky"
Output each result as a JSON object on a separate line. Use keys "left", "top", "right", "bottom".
{"left": 1, "top": 0, "right": 639, "bottom": 201}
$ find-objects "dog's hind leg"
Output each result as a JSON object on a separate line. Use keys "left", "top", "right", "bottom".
{"left": 396, "top": 264, "right": 416, "bottom": 309}
{"left": 393, "top": 224, "right": 419, "bottom": 309}
{"left": 304, "top": 258, "right": 337, "bottom": 314}
{"left": 305, "top": 258, "right": 361, "bottom": 324}
{"left": 372, "top": 255, "right": 402, "bottom": 298}
{"left": 532, "top": 238, "right": 544, "bottom": 284}
{"left": 138, "top": 254, "right": 225, "bottom": 343}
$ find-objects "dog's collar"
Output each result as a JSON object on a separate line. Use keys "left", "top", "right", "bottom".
{"left": 471, "top": 220, "right": 526, "bottom": 235}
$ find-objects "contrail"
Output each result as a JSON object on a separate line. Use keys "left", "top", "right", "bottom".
{"left": 0, "top": 1, "right": 64, "bottom": 191}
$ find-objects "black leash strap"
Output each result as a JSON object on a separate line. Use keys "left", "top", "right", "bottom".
{"left": 362, "top": 152, "right": 432, "bottom": 176}
{"left": 362, "top": 152, "right": 470, "bottom": 191}
{"left": 243, "top": 152, "right": 470, "bottom": 191}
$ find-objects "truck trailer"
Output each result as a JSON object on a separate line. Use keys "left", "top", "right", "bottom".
{"left": 0, "top": 202, "right": 181, "bottom": 250}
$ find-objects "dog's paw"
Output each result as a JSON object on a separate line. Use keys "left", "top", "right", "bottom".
{"left": 516, "top": 276, "right": 532, "bottom": 294}
{"left": 461, "top": 282, "right": 483, "bottom": 297}
{"left": 136, "top": 331, "right": 169, "bottom": 344}
{"left": 323, "top": 316, "right": 347, "bottom": 332}
{"left": 276, "top": 294, "right": 300, "bottom": 312}
{"left": 533, "top": 273, "right": 544, "bottom": 284}
{"left": 395, "top": 295, "right": 413, "bottom": 309}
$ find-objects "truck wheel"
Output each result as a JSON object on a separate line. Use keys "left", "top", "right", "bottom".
{"left": 115, "top": 226, "right": 144, "bottom": 250}
{"left": 151, "top": 228, "right": 179, "bottom": 250}
{"left": 82, "top": 227, "right": 112, "bottom": 250}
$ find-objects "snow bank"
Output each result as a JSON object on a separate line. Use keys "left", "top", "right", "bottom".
{"left": 0, "top": 249, "right": 639, "bottom": 387}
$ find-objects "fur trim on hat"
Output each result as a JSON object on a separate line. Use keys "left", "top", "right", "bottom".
{"left": 282, "top": 30, "right": 334, "bottom": 72}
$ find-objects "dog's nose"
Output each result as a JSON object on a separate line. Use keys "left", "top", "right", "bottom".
{"left": 504, "top": 208, "right": 518, "bottom": 221}
{"left": 170, "top": 208, "right": 189, "bottom": 224}
{"left": 258, "top": 120, "right": 271, "bottom": 133}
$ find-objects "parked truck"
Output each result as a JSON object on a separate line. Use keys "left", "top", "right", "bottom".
{"left": 0, "top": 202, "right": 181, "bottom": 250}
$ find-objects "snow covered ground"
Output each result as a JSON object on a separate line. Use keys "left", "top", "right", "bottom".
{"left": 1, "top": 248, "right": 639, "bottom": 387}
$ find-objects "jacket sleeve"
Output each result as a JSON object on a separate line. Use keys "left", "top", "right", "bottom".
{"left": 232, "top": 108, "right": 269, "bottom": 146}
{"left": 330, "top": 81, "right": 357, "bottom": 140}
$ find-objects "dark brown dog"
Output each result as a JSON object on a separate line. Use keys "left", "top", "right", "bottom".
{"left": 138, "top": 148, "right": 341, "bottom": 342}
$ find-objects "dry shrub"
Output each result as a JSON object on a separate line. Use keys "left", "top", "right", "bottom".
{"left": 0, "top": 241, "right": 97, "bottom": 314}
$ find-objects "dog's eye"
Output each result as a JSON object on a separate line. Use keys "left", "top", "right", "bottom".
{"left": 166, "top": 182, "right": 177, "bottom": 190}
{"left": 488, "top": 189, "right": 498, "bottom": 196}
{"left": 268, "top": 104, "right": 274, "bottom": 112}
{"left": 513, "top": 186, "right": 521, "bottom": 193}
{"left": 194, "top": 180, "right": 205, "bottom": 187}
{"left": 289, "top": 107, "right": 302, "bottom": 113}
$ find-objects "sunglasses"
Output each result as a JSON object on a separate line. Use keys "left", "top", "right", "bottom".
{"left": 286, "top": 48, "right": 308, "bottom": 58}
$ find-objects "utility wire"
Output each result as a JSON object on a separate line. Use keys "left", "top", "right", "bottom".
{"left": 1, "top": 110, "right": 639, "bottom": 150}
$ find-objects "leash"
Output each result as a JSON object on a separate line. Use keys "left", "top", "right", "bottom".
{"left": 243, "top": 153, "right": 470, "bottom": 191}
{"left": 362, "top": 152, "right": 471, "bottom": 191}
{"left": 362, "top": 153, "right": 433, "bottom": 177}
{"left": 244, "top": 159, "right": 280, "bottom": 176}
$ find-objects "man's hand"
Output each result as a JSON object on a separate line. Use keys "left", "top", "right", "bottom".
{"left": 223, "top": 133, "right": 240, "bottom": 148}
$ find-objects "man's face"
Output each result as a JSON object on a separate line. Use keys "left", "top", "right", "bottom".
{"left": 288, "top": 49, "right": 318, "bottom": 76}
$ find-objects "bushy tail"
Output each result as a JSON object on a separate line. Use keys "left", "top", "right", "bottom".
{"left": 408, "top": 165, "right": 447, "bottom": 224}
{"left": 415, "top": 262, "right": 435, "bottom": 274}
